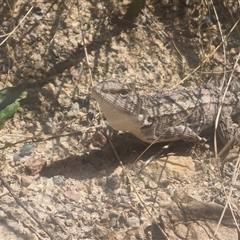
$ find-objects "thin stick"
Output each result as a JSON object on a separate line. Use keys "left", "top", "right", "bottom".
{"left": 0, "top": 175, "right": 55, "bottom": 239}
{"left": 212, "top": 149, "right": 240, "bottom": 238}
{"left": 214, "top": 52, "right": 240, "bottom": 159}
{"left": 169, "top": 17, "right": 240, "bottom": 90}
{"left": 107, "top": 137, "right": 169, "bottom": 240}
{"left": 0, "top": 6, "right": 33, "bottom": 46}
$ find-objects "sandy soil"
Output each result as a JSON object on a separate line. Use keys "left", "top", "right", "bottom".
{"left": 0, "top": 0, "right": 240, "bottom": 239}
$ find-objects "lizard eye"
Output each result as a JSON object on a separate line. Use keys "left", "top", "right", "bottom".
{"left": 119, "top": 89, "right": 129, "bottom": 98}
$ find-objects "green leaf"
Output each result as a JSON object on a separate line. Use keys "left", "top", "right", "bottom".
{"left": 0, "top": 87, "right": 27, "bottom": 128}
{"left": 0, "top": 87, "right": 27, "bottom": 111}
{"left": 0, "top": 102, "right": 20, "bottom": 127}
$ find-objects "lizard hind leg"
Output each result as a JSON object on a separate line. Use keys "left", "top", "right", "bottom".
{"left": 217, "top": 115, "right": 240, "bottom": 145}
{"left": 217, "top": 115, "right": 240, "bottom": 160}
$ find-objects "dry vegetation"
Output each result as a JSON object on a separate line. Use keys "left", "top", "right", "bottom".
{"left": 0, "top": 0, "right": 240, "bottom": 239}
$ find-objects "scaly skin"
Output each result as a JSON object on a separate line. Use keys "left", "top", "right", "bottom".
{"left": 92, "top": 79, "right": 240, "bottom": 143}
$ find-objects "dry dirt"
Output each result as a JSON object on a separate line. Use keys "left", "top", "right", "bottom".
{"left": 0, "top": 0, "right": 240, "bottom": 239}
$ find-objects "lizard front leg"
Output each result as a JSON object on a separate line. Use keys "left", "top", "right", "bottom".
{"left": 140, "top": 124, "right": 204, "bottom": 143}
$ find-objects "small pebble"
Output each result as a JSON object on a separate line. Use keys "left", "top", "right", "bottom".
{"left": 19, "top": 144, "right": 34, "bottom": 157}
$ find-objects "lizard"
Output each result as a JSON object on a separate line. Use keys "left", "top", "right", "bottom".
{"left": 91, "top": 79, "right": 240, "bottom": 145}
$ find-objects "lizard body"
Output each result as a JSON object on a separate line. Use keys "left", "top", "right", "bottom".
{"left": 92, "top": 79, "right": 240, "bottom": 144}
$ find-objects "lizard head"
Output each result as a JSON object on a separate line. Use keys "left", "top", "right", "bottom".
{"left": 92, "top": 79, "right": 144, "bottom": 132}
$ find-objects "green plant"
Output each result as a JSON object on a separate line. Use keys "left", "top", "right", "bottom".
{"left": 0, "top": 87, "right": 27, "bottom": 127}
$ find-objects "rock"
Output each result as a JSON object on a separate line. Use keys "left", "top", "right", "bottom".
{"left": 19, "top": 187, "right": 28, "bottom": 197}
{"left": 52, "top": 175, "right": 65, "bottom": 186}
{"left": 142, "top": 155, "right": 195, "bottom": 181}
{"left": 66, "top": 102, "right": 80, "bottom": 118}
{"left": 64, "top": 191, "right": 81, "bottom": 202}
{"left": 127, "top": 216, "right": 140, "bottom": 228}
{"left": 106, "top": 174, "right": 120, "bottom": 190}
{"left": 57, "top": 94, "right": 72, "bottom": 109}
{"left": 147, "top": 179, "right": 158, "bottom": 189}
{"left": 19, "top": 144, "right": 34, "bottom": 157}
{"left": 41, "top": 83, "right": 56, "bottom": 98}
{"left": 21, "top": 176, "right": 33, "bottom": 187}
{"left": 44, "top": 121, "right": 56, "bottom": 134}
{"left": 91, "top": 131, "right": 107, "bottom": 148}
{"left": 34, "top": 61, "right": 44, "bottom": 70}
{"left": 92, "top": 224, "right": 108, "bottom": 238}
{"left": 25, "top": 158, "right": 46, "bottom": 175}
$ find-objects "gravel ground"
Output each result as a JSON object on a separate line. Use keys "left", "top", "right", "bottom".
{"left": 0, "top": 0, "right": 240, "bottom": 239}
